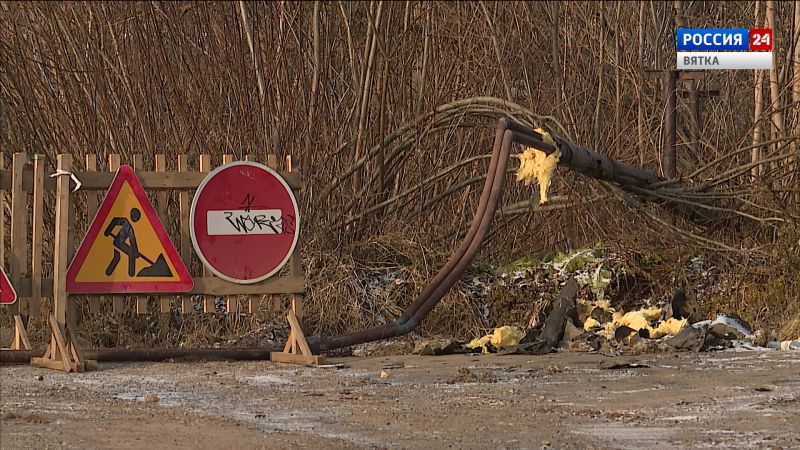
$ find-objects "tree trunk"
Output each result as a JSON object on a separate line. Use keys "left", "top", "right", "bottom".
{"left": 752, "top": 0, "right": 765, "bottom": 180}
{"left": 766, "top": 0, "right": 785, "bottom": 186}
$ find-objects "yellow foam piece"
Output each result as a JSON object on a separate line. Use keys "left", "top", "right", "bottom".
{"left": 580, "top": 302, "right": 688, "bottom": 341}
{"left": 583, "top": 317, "right": 602, "bottom": 331}
{"left": 467, "top": 326, "right": 524, "bottom": 353}
{"left": 515, "top": 128, "right": 561, "bottom": 204}
{"left": 651, "top": 317, "right": 688, "bottom": 338}
{"left": 615, "top": 310, "right": 651, "bottom": 332}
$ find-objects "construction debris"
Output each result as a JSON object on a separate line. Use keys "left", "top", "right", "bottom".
{"left": 768, "top": 340, "right": 800, "bottom": 351}
{"left": 467, "top": 325, "right": 525, "bottom": 353}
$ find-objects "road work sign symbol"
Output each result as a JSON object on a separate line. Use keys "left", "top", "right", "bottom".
{"left": 190, "top": 161, "right": 300, "bottom": 284}
{"left": 67, "top": 165, "right": 193, "bottom": 294}
{"left": 0, "top": 267, "right": 17, "bottom": 305}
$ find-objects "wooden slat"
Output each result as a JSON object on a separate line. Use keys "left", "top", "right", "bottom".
{"left": 133, "top": 154, "right": 147, "bottom": 315}
{"left": 85, "top": 155, "right": 102, "bottom": 314}
{"left": 13, "top": 315, "right": 32, "bottom": 350}
{"left": 30, "top": 157, "right": 45, "bottom": 316}
{"left": 287, "top": 310, "right": 313, "bottom": 359}
{"left": 286, "top": 155, "right": 304, "bottom": 321}
{"left": 66, "top": 156, "right": 78, "bottom": 326}
{"left": 178, "top": 154, "right": 193, "bottom": 314}
{"left": 14, "top": 275, "right": 304, "bottom": 297}
{"left": 155, "top": 155, "right": 171, "bottom": 314}
{"left": 269, "top": 351, "right": 324, "bottom": 365}
{"left": 0, "top": 169, "right": 301, "bottom": 191}
{"left": 48, "top": 316, "right": 73, "bottom": 372}
{"left": 225, "top": 154, "right": 240, "bottom": 314}
{"left": 200, "top": 154, "right": 216, "bottom": 314}
{"left": 267, "top": 153, "right": 280, "bottom": 313}
{"left": 108, "top": 155, "right": 126, "bottom": 315}
{"left": 53, "top": 155, "right": 72, "bottom": 326}
{"left": 9, "top": 153, "right": 27, "bottom": 316}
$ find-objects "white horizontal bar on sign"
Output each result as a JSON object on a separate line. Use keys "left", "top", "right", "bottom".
{"left": 207, "top": 209, "right": 283, "bottom": 235}
{"left": 676, "top": 51, "right": 772, "bottom": 70}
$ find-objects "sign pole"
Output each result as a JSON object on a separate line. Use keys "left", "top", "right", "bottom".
{"left": 32, "top": 155, "right": 96, "bottom": 372}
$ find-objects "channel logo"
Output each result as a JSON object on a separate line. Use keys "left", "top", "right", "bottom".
{"left": 676, "top": 28, "right": 772, "bottom": 70}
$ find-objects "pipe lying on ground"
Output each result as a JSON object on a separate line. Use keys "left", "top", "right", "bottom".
{"left": 309, "top": 118, "right": 716, "bottom": 353}
{"left": 308, "top": 118, "right": 518, "bottom": 352}
{"left": 1, "top": 347, "right": 279, "bottom": 364}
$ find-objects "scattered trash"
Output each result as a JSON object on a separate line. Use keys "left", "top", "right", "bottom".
{"left": 379, "top": 370, "right": 390, "bottom": 379}
{"left": 34, "top": 375, "right": 43, "bottom": 381}
{"left": 498, "top": 340, "right": 555, "bottom": 356}
{"left": 602, "top": 362, "right": 650, "bottom": 370}
{"left": 577, "top": 300, "right": 688, "bottom": 343}
{"left": 665, "top": 325, "right": 706, "bottom": 352}
{"left": 539, "top": 277, "right": 579, "bottom": 347}
{"left": 144, "top": 393, "right": 159, "bottom": 404}
{"left": 667, "top": 313, "right": 762, "bottom": 352}
{"left": 467, "top": 325, "right": 524, "bottom": 353}
{"left": 317, "top": 363, "right": 349, "bottom": 369}
{"left": 415, "top": 339, "right": 465, "bottom": 356}
{"left": 767, "top": 340, "right": 800, "bottom": 351}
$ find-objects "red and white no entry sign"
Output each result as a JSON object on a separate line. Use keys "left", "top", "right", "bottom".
{"left": 1, "top": 267, "right": 17, "bottom": 305}
{"left": 190, "top": 161, "right": 300, "bottom": 284}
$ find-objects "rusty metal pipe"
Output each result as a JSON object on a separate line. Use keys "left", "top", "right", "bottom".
{"left": 309, "top": 118, "right": 719, "bottom": 353}
{"left": 309, "top": 125, "right": 515, "bottom": 351}
{"left": 394, "top": 119, "right": 507, "bottom": 325}
{"left": 1, "top": 347, "right": 279, "bottom": 364}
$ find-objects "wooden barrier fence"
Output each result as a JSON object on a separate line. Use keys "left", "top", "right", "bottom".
{"left": 0, "top": 152, "right": 319, "bottom": 369}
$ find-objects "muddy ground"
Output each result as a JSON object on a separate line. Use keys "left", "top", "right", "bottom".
{"left": 0, "top": 350, "right": 798, "bottom": 449}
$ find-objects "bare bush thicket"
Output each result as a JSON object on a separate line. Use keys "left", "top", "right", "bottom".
{"left": 1, "top": 2, "right": 799, "bottom": 345}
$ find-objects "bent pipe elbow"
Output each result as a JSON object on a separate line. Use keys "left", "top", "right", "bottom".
{"left": 395, "top": 118, "right": 508, "bottom": 326}
{"left": 309, "top": 125, "right": 515, "bottom": 353}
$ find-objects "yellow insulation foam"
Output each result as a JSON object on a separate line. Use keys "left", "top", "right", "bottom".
{"left": 515, "top": 128, "right": 561, "bottom": 204}
{"left": 467, "top": 325, "right": 524, "bottom": 353}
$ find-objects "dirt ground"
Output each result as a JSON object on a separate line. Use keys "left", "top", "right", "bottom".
{"left": 0, "top": 350, "right": 798, "bottom": 449}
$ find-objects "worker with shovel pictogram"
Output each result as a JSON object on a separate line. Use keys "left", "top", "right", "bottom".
{"left": 104, "top": 207, "right": 173, "bottom": 277}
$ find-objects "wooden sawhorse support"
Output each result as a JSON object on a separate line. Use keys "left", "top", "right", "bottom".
{"left": 31, "top": 315, "right": 97, "bottom": 372}
{"left": 270, "top": 310, "right": 325, "bottom": 365}
{"left": 12, "top": 315, "right": 32, "bottom": 350}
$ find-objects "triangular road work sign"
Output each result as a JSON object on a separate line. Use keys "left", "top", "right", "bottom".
{"left": 67, "top": 165, "right": 193, "bottom": 294}
{"left": 0, "top": 267, "right": 17, "bottom": 305}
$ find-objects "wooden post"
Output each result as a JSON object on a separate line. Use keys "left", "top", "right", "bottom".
{"left": 155, "top": 154, "right": 171, "bottom": 314}
{"left": 178, "top": 154, "right": 193, "bottom": 314}
{"left": 53, "top": 156, "right": 71, "bottom": 327}
{"left": 222, "top": 155, "right": 239, "bottom": 314}
{"left": 107, "top": 155, "right": 126, "bottom": 314}
{"left": 30, "top": 156, "right": 45, "bottom": 317}
{"left": 266, "top": 154, "right": 280, "bottom": 313}
{"left": 133, "top": 154, "right": 148, "bottom": 315}
{"left": 85, "top": 155, "right": 102, "bottom": 314}
{"left": 270, "top": 154, "right": 322, "bottom": 365}
{"left": 10, "top": 153, "right": 27, "bottom": 318}
{"left": 32, "top": 155, "right": 95, "bottom": 372}
{"left": 201, "top": 154, "right": 217, "bottom": 313}
{"left": 285, "top": 155, "right": 303, "bottom": 322}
